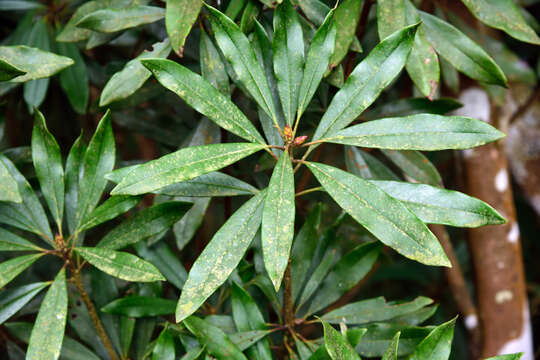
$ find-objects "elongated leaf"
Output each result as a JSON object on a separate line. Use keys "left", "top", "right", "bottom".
{"left": 206, "top": 4, "right": 277, "bottom": 123}
{"left": 230, "top": 329, "right": 271, "bottom": 351}
{"left": 184, "top": 316, "right": 248, "bottom": 360}
{"left": 134, "top": 241, "right": 187, "bottom": 290}
{"left": 371, "top": 180, "right": 505, "bottom": 227}
{"left": 0, "top": 155, "right": 52, "bottom": 241}
{"left": 298, "top": 10, "right": 336, "bottom": 118}
{"left": 324, "top": 114, "right": 504, "bottom": 150}
{"left": 322, "top": 319, "right": 361, "bottom": 360}
{"left": 461, "top": 0, "right": 540, "bottom": 45}
{"left": 0, "top": 228, "right": 43, "bottom": 252}
{"left": 97, "top": 201, "right": 191, "bottom": 250}
{"left": 79, "top": 195, "right": 142, "bottom": 232}
{"left": 0, "top": 46, "right": 73, "bottom": 82}
{"left": 355, "top": 324, "right": 431, "bottom": 357}
{"left": 0, "top": 253, "right": 43, "bottom": 289}
{"left": 76, "top": 247, "right": 165, "bottom": 282}
{"left": 313, "top": 24, "right": 418, "bottom": 141}
{"left": 166, "top": 0, "right": 203, "bottom": 56}
{"left": 32, "top": 110, "right": 64, "bottom": 227}
{"left": 307, "top": 162, "right": 450, "bottom": 267}
{"left": 102, "top": 296, "right": 175, "bottom": 317}
{"left": 177, "top": 191, "right": 266, "bottom": 322}
{"left": 158, "top": 172, "right": 258, "bottom": 197}
{"left": 111, "top": 143, "right": 265, "bottom": 195}
{"left": 0, "top": 155, "right": 21, "bottom": 202}
{"left": 153, "top": 329, "right": 175, "bottom": 360}
{"left": 26, "top": 270, "right": 67, "bottom": 360}
{"left": 409, "top": 317, "right": 456, "bottom": 360}
{"left": 231, "top": 283, "right": 272, "bottom": 359}
{"left": 363, "top": 97, "right": 462, "bottom": 120}
{"left": 22, "top": 19, "right": 50, "bottom": 111}
{"left": 77, "top": 6, "right": 165, "bottom": 33}
{"left": 330, "top": 0, "right": 364, "bottom": 68}
{"left": 57, "top": 0, "right": 102, "bottom": 42}
{"left": 0, "top": 282, "right": 48, "bottom": 324}
{"left": 381, "top": 332, "right": 400, "bottom": 360}
{"left": 273, "top": 0, "right": 304, "bottom": 125}
{"left": 262, "top": 150, "right": 295, "bottom": 290}
{"left": 200, "top": 30, "right": 230, "bottom": 95}
{"left": 65, "top": 134, "right": 86, "bottom": 235}
{"left": 0, "top": 59, "right": 25, "bottom": 81}
{"left": 322, "top": 296, "right": 433, "bottom": 324}
{"left": 345, "top": 147, "right": 400, "bottom": 181}
{"left": 75, "top": 111, "right": 115, "bottom": 230}
{"left": 172, "top": 196, "right": 210, "bottom": 250}
{"left": 57, "top": 42, "right": 89, "bottom": 114}
{"left": 297, "top": 249, "right": 335, "bottom": 308}
{"left": 381, "top": 149, "right": 442, "bottom": 186}
{"left": 306, "top": 242, "right": 381, "bottom": 315}
{"left": 419, "top": 11, "right": 507, "bottom": 86}
{"left": 100, "top": 39, "right": 171, "bottom": 106}
{"left": 141, "top": 59, "right": 265, "bottom": 144}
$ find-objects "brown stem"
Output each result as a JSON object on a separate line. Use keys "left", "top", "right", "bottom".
{"left": 282, "top": 257, "right": 294, "bottom": 327}
{"left": 70, "top": 264, "right": 119, "bottom": 360}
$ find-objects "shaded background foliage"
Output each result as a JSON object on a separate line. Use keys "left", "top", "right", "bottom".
{"left": 0, "top": 0, "right": 539, "bottom": 359}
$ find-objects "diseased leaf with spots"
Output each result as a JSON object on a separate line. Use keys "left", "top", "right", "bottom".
{"left": 262, "top": 150, "right": 295, "bottom": 290}
{"left": 76, "top": 6, "right": 165, "bottom": 33}
{"left": 0, "top": 59, "right": 25, "bottom": 81}
{"left": 134, "top": 241, "right": 187, "bottom": 290}
{"left": 200, "top": 30, "right": 230, "bottom": 96}
{"left": 111, "top": 143, "right": 265, "bottom": 196}
{"left": 166, "top": 0, "right": 203, "bottom": 56}
{"left": 0, "top": 154, "right": 21, "bottom": 203}
{"left": 381, "top": 149, "right": 442, "bottom": 186}
{"left": 78, "top": 195, "right": 142, "bottom": 232}
{"left": 307, "top": 162, "right": 450, "bottom": 268}
{"left": 0, "top": 46, "right": 73, "bottom": 82}
{"left": 408, "top": 317, "right": 456, "bottom": 360}
{"left": 345, "top": 147, "right": 400, "bottom": 181}
{"left": 141, "top": 59, "right": 265, "bottom": 144}
{"left": 26, "top": 270, "right": 67, "bottom": 360}
{"left": 322, "top": 319, "right": 361, "bottom": 360}
{"left": 76, "top": 247, "right": 165, "bottom": 282}
{"left": 158, "top": 172, "right": 258, "bottom": 197}
{"left": 57, "top": 0, "right": 102, "bottom": 42}
{"left": 330, "top": 0, "right": 364, "bottom": 68}
{"left": 0, "top": 253, "right": 44, "bottom": 289}
{"left": 176, "top": 191, "right": 265, "bottom": 322}
{"left": 324, "top": 114, "right": 505, "bottom": 150}
{"left": 0, "top": 282, "right": 48, "bottom": 325}
{"left": 97, "top": 201, "right": 192, "bottom": 250}
{"left": 0, "top": 228, "right": 43, "bottom": 252}
{"left": 381, "top": 332, "right": 400, "bottom": 360}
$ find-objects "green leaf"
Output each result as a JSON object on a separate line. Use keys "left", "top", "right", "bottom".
{"left": 0, "top": 1, "right": 45, "bottom": 10}
{"left": 381, "top": 149, "right": 442, "bottom": 186}
{"left": 485, "top": 354, "right": 523, "bottom": 360}
{"left": 97, "top": 201, "right": 192, "bottom": 250}
{"left": 345, "top": 147, "right": 400, "bottom": 181}
{"left": 26, "top": 269, "right": 68, "bottom": 360}
{"left": 226, "top": 0, "right": 247, "bottom": 21}
{"left": 322, "top": 296, "right": 433, "bottom": 324}
{"left": 57, "top": 42, "right": 89, "bottom": 114}
{"left": 322, "top": 319, "right": 361, "bottom": 360}
{"left": 418, "top": 11, "right": 507, "bottom": 86}
{"left": 158, "top": 172, "right": 258, "bottom": 197}
{"left": 166, "top": 0, "right": 203, "bottom": 56}
{"left": 408, "top": 317, "right": 456, "bottom": 360}
{"left": 240, "top": 0, "right": 260, "bottom": 33}
{"left": 75, "top": 111, "right": 115, "bottom": 230}
{"left": 324, "top": 114, "right": 505, "bottom": 150}
{"left": 371, "top": 180, "right": 506, "bottom": 227}
{"left": 330, "top": 0, "right": 364, "bottom": 68}
{"left": 355, "top": 324, "right": 431, "bottom": 357}
{"left": 172, "top": 196, "right": 210, "bottom": 250}
{"left": 291, "top": 204, "right": 322, "bottom": 300}
{"left": 0, "top": 46, "right": 73, "bottom": 82}
{"left": 306, "top": 242, "right": 381, "bottom": 315}
{"left": 0, "top": 153, "right": 21, "bottom": 202}
{"left": 0, "top": 155, "right": 53, "bottom": 241}
{"left": 111, "top": 143, "right": 265, "bottom": 195}
{"left": 206, "top": 4, "right": 278, "bottom": 124}
{"left": 313, "top": 23, "right": 419, "bottom": 141}
{"left": 363, "top": 97, "right": 462, "bottom": 120}
{"left": 75, "top": 247, "right": 165, "bottom": 282}
{"left": 79, "top": 195, "right": 142, "bottom": 232}
{"left": 57, "top": 0, "right": 102, "bottom": 42}
{"left": 262, "top": 150, "right": 295, "bottom": 290}
{"left": 230, "top": 330, "right": 272, "bottom": 351}
{"left": 176, "top": 191, "right": 265, "bottom": 322}
{"left": 298, "top": 10, "right": 336, "bottom": 118}
{"left": 461, "top": 0, "right": 540, "bottom": 45}
{"left": 0, "top": 59, "right": 25, "bottom": 82}
{"left": 31, "top": 109, "right": 65, "bottom": 227}
{"left": 306, "top": 162, "right": 450, "bottom": 267}
{"left": 0, "top": 253, "right": 43, "bottom": 289}
{"left": 76, "top": 6, "right": 165, "bottom": 33}
{"left": 141, "top": 59, "right": 265, "bottom": 144}
{"left": 297, "top": 249, "right": 336, "bottom": 308}
{"left": 273, "top": 0, "right": 305, "bottom": 125}
{"left": 0, "top": 282, "right": 48, "bottom": 324}
{"left": 134, "top": 241, "right": 187, "bottom": 290}
{"left": 65, "top": 134, "right": 86, "bottom": 235}
{"left": 152, "top": 329, "right": 176, "bottom": 360}
{"left": 381, "top": 332, "right": 400, "bottom": 360}
{"left": 183, "top": 316, "right": 248, "bottom": 360}
{"left": 100, "top": 39, "right": 171, "bottom": 106}
{"left": 0, "top": 228, "right": 43, "bottom": 252}
{"left": 200, "top": 30, "right": 230, "bottom": 96}
{"left": 101, "top": 296, "right": 175, "bottom": 317}
{"left": 298, "top": 0, "right": 331, "bottom": 26}
{"left": 231, "top": 283, "right": 272, "bottom": 359}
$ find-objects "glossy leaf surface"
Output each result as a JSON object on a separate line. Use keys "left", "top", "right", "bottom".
{"left": 77, "top": 6, "right": 165, "bottom": 33}
{"left": 0, "top": 46, "right": 73, "bottom": 82}
{"left": 166, "top": 0, "right": 203, "bottom": 55}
